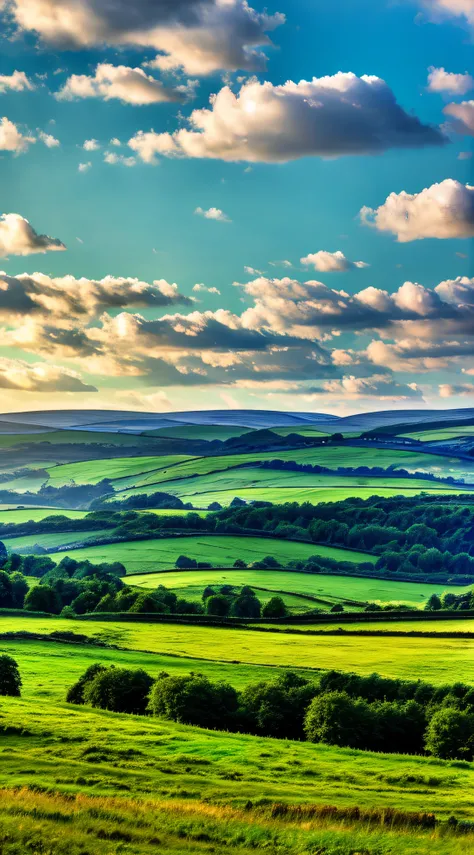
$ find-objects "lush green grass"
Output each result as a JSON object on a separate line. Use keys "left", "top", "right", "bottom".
{"left": 129, "top": 568, "right": 462, "bottom": 608}
{"left": 2, "top": 614, "right": 474, "bottom": 686}
{"left": 0, "top": 508, "right": 88, "bottom": 523}
{"left": 46, "top": 454, "right": 194, "bottom": 487}
{"left": 51, "top": 534, "right": 374, "bottom": 572}
{"left": 3, "top": 529, "right": 111, "bottom": 551}
{"left": 403, "top": 426, "right": 474, "bottom": 441}
{"left": 1, "top": 689, "right": 474, "bottom": 854}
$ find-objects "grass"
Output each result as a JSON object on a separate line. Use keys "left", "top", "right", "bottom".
{"left": 3, "top": 529, "right": 111, "bottom": 551}
{"left": 46, "top": 454, "right": 194, "bottom": 487}
{"left": 128, "top": 568, "right": 462, "bottom": 608}
{"left": 0, "top": 508, "right": 88, "bottom": 523}
{"left": 50, "top": 534, "right": 374, "bottom": 571}
{"left": 1, "top": 690, "right": 474, "bottom": 854}
{"left": 2, "top": 614, "right": 474, "bottom": 686}
{"left": 146, "top": 424, "right": 252, "bottom": 440}
{"left": 403, "top": 427, "right": 474, "bottom": 441}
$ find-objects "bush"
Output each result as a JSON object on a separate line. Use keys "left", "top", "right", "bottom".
{"left": 230, "top": 594, "right": 261, "bottom": 618}
{"left": 425, "top": 708, "right": 474, "bottom": 760}
{"left": 175, "top": 555, "right": 198, "bottom": 569}
{"left": 240, "top": 672, "right": 317, "bottom": 739}
{"left": 66, "top": 663, "right": 107, "bottom": 705}
{"left": 330, "top": 604, "right": 344, "bottom": 613}
{"left": 129, "top": 593, "right": 169, "bottom": 614}
{"left": 0, "top": 570, "right": 13, "bottom": 608}
{"left": 83, "top": 667, "right": 154, "bottom": 714}
{"left": 304, "top": 691, "right": 374, "bottom": 749}
{"left": 149, "top": 673, "right": 239, "bottom": 730}
{"left": 262, "top": 596, "right": 288, "bottom": 618}
{"left": 0, "top": 654, "right": 21, "bottom": 696}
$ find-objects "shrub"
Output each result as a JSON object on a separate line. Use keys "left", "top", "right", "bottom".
{"left": 0, "top": 654, "right": 21, "bottom": 696}
{"left": 83, "top": 667, "right": 153, "bottom": 714}
{"left": 230, "top": 594, "right": 261, "bottom": 618}
{"left": 425, "top": 594, "right": 442, "bottom": 612}
{"left": 330, "top": 604, "right": 344, "bottom": 613}
{"left": 202, "top": 586, "right": 216, "bottom": 601}
{"left": 149, "top": 673, "right": 239, "bottom": 730}
{"left": 66, "top": 663, "right": 107, "bottom": 705}
{"left": 262, "top": 596, "right": 288, "bottom": 618}
{"left": 129, "top": 593, "right": 169, "bottom": 614}
{"left": 175, "top": 555, "right": 198, "bottom": 569}
{"left": 304, "top": 691, "right": 374, "bottom": 749}
{"left": 240, "top": 672, "right": 317, "bottom": 739}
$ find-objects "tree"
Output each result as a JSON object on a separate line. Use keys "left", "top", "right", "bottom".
{"left": 66, "top": 663, "right": 107, "bottom": 704}
{"left": 83, "top": 667, "right": 153, "bottom": 714}
{"left": 230, "top": 594, "right": 261, "bottom": 618}
{"left": 149, "top": 673, "right": 239, "bottom": 730}
{"left": 330, "top": 604, "right": 344, "bottom": 613}
{"left": 0, "top": 541, "right": 7, "bottom": 568}
{"left": 129, "top": 593, "right": 170, "bottom": 614}
{"left": 10, "top": 573, "right": 28, "bottom": 609}
{"left": 304, "top": 691, "right": 374, "bottom": 749}
{"left": 0, "top": 571, "right": 13, "bottom": 608}
{"left": 425, "top": 594, "right": 442, "bottom": 612}
{"left": 205, "top": 594, "right": 230, "bottom": 616}
{"left": 24, "top": 584, "right": 61, "bottom": 614}
{"left": 425, "top": 708, "right": 474, "bottom": 760}
{"left": 233, "top": 559, "right": 247, "bottom": 568}
{"left": 0, "top": 654, "right": 21, "bottom": 696}
{"left": 208, "top": 502, "right": 222, "bottom": 511}
{"left": 202, "top": 586, "right": 216, "bottom": 601}
{"left": 230, "top": 497, "right": 246, "bottom": 507}
{"left": 175, "top": 555, "right": 198, "bottom": 569}
{"left": 262, "top": 596, "right": 288, "bottom": 618}
{"left": 240, "top": 672, "right": 317, "bottom": 740}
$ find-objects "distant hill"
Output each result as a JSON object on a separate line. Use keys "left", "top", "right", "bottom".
{"left": 1, "top": 407, "right": 474, "bottom": 435}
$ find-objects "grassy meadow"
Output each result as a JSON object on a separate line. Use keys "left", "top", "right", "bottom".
{"left": 51, "top": 533, "right": 374, "bottom": 571}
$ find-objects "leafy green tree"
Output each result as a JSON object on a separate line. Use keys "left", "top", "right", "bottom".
{"left": 149, "top": 673, "right": 239, "bottom": 730}
{"left": 262, "top": 596, "right": 288, "bottom": 618}
{"left": 24, "top": 584, "right": 61, "bottom": 614}
{"left": 94, "top": 592, "right": 117, "bottom": 612}
{"left": 330, "top": 604, "right": 344, "bottom": 613}
{"left": 202, "top": 586, "right": 216, "bottom": 601}
{"left": 0, "top": 541, "right": 7, "bottom": 568}
{"left": 0, "top": 571, "right": 13, "bottom": 608}
{"left": 425, "top": 708, "right": 474, "bottom": 760}
{"left": 205, "top": 594, "right": 231, "bottom": 616}
{"left": 304, "top": 691, "right": 374, "bottom": 749}
{"left": 84, "top": 667, "right": 153, "bottom": 714}
{"left": 230, "top": 594, "right": 261, "bottom": 618}
{"left": 70, "top": 590, "right": 101, "bottom": 615}
{"left": 175, "top": 555, "right": 198, "bottom": 569}
{"left": 10, "top": 573, "right": 28, "bottom": 609}
{"left": 66, "top": 663, "right": 107, "bottom": 704}
{"left": 233, "top": 559, "right": 247, "bottom": 568}
{"left": 129, "top": 593, "right": 169, "bottom": 614}
{"left": 0, "top": 654, "right": 21, "bottom": 696}
{"left": 425, "top": 594, "right": 442, "bottom": 612}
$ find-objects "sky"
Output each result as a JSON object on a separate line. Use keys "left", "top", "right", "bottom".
{"left": 0, "top": 0, "right": 473, "bottom": 416}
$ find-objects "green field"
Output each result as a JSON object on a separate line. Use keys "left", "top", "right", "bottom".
{"left": 0, "top": 507, "right": 88, "bottom": 523}
{"left": 51, "top": 534, "right": 374, "bottom": 572}
{"left": 145, "top": 424, "right": 252, "bottom": 440}
{"left": 3, "top": 528, "right": 111, "bottom": 551}
{"left": 403, "top": 426, "right": 474, "bottom": 441}
{"left": 46, "top": 454, "right": 194, "bottom": 487}
{"left": 129, "top": 568, "right": 462, "bottom": 608}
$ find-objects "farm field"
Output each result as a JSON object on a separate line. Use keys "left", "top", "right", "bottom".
{"left": 128, "top": 568, "right": 462, "bottom": 608}
{"left": 46, "top": 454, "right": 194, "bottom": 487}
{"left": 145, "top": 424, "right": 252, "bottom": 440}
{"left": 1, "top": 694, "right": 474, "bottom": 855}
{"left": 2, "top": 614, "right": 474, "bottom": 686}
{"left": 51, "top": 534, "right": 375, "bottom": 571}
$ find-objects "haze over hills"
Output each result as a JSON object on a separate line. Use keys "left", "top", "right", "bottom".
{"left": 1, "top": 407, "right": 474, "bottom": 434}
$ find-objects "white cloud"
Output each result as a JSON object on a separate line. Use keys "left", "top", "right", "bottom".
{"left": 192, "top": 283, "right": 221, "bottom": 294}
{"left": 0, "top": 116, "right": 34, "bottom": 153}
{"left": 78, "top": 161, "right": 92, "bottom": 172}
{"left": 360, "top": 179, "right": 474, "bottom": 241}
{"left": 427, "top": 66, "right": 474, "bottom": 94}
{"left": 443, "top": 100, "right": 474, "bottom": 135}
{"left": 0, "top": 213, "right": 65, "bottom": 257}
{"left": 83, "top": 138, "right": 100, "bottom": 151}
{"left": 0, "top": 357, "right": 96, "bottom": 392}
{"left": 301, "top": 250, "right": 369, "bottom": 272}
{"left": 269, "top": 259, "right": 293, "bottom": 268}
{"left": 57, "top": 63, "right": 185, "bottom": 105}
{"left": 0, "top": 70, "right": 34, "bottom": 93}
{"left": 195, "top": 206, "right": 231, "bottom": 222}
{"left": 4, "top": 0, "right": 284, "bottom": 76}
{"left": 439, "top": 382, "right": 474, "bottom": 397}
{"left": 421, "top": 1, "right": 474, "bottom": 27}
{"left": 109, "top": 137, "right": 121, "bottom": 147}
{"left": 128, "top": 73, "right": 446, "bottom": 164}
{"left": 38, "top": 129, "right": 60, "bottom": 147}
{"left": 322, "top": 374, "right": 423, "bottom": 401}
{"left": 104, "top": 151, "right": 136, "bottom": 167}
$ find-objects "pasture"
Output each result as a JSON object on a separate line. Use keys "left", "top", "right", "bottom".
{"left": 51, "top": 534, "right": 374, "bottom": 572}
{"left": 0, "top": 508, "right": 88, "bottom": 523}
{"left": 2, "top": 528, "right": 111, "bottom": 551}
{"left": 46, "top": 454, "right": 194, "bottom": 487}
{"left": 129, "top": 567, "right": 462, "bottom": 608}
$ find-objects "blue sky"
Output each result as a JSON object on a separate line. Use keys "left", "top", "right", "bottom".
{"left": 0, "top": 0, "right": 473, "bottom": 414}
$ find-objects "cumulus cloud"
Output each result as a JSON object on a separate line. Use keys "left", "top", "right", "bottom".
{"left": 301, "top": 250, "right": 369, "bottom": 272}
{"left": 360, "top": 179, "right": 474, "bottom": 241}
{"left": 195, "top": 206, "right": 231, "bottom": 222}
{"left": 427, "top": 66, "right": 474, "bottom": 94}
{"left": 104, "top": 151, "right": 136, "bottom": 167}
{"left": 439, "top": 382, "right": 474, "bottom": 397}
{"left": 0, "top": 272, "right": 192, "bottom": 320}
{"left": 0, "top": 213, "right": 65, "bottom": 257}
{"left": 0, "top": 357, "right": 96, "bottom": 392}
{"left": 0, "top": 116, "right": 34, "bottom": 153}
{"left": 78, "top": 161, "right": 91, "bottom": 172}
{"left": 443, "top": 100, "right": 474, "bottom": 135}
{"left": 0, "top": 70, "right": 34, "bottom": 93}
{"left": 57, "top": 63, "right": 185, "bottom": 105}
{"left": 421, "top": 1, "right": 474, "bottom": 27}
{"left": 321, "top": 374, "right": 423, "bottom": 400}
{"left": 127, "top": 73, "right": 446, "bottom": 164}
{"left": 83, "top": 138, "right": 100, "bottom": 151}
{"left": 3, "top": 0, "right": 284, "bottom": 76}
{"left": 38, "top": 129, "right": 59, "bottom": 147}
{"left": 192, "top": 283, "right": 221, "bottom": 294}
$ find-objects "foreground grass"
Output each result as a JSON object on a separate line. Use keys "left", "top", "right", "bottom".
{"left": 52, "top": 534, "right": 374, "bottom": 571}
{"left": 3, "top": 615, "right": 474, "bottom": 685}
{"left": 0, "top": 695, "right": 474, "bottom": 854}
